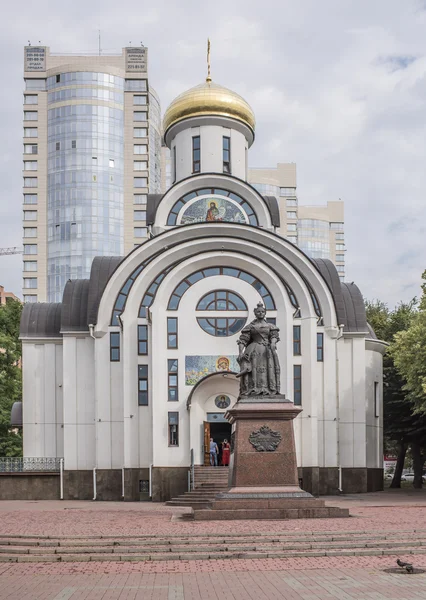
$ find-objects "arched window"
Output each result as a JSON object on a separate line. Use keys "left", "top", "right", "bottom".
{"left": 196, "top": 290, "right": 247, "bottom": 311}
{"left": 166, "top": 188, "right": 258, "bottom": 226}
{"left": 164, "top": 267, "right": 275, "bottom": 313}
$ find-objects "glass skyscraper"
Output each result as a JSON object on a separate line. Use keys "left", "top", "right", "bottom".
{"left": 22, "top": 46, "right": 161, "bottom": 302}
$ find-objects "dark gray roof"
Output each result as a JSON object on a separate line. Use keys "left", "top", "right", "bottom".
{"left": 313, "top": 258, "right": 368, "bottom": 333}
{"left": 10, "top": 402, "right": 22, "bottom": 427}
{"left": 262, "top": 196, "right": 281, "bottom": 228}
{"left": 341, "top": 282, "right": 368, "bottom": 333}
{"left": 87, "top": 256, "right": 123, "bottom": 324}
{"left": 20, "top": 303, "right": 62, "bottom": 338}
{"left": 313, "top": 259, "right": 347, "bottom": 326}
{"left": 146, "top": 194, "right": 164, "bottom": 225}
{"left": 61, "top": 279, "right": 90, "bottom": 332}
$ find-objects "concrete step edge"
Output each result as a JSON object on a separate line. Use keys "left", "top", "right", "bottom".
{"left": 1, "top": 547, "right": 426, "bottom": 563}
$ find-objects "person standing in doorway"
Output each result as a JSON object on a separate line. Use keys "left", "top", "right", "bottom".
{"left": 209, "top": 438, "right": 219, "bottom": 466}
{"left": 221, "top": 439, "right": 230, "bottom": 466}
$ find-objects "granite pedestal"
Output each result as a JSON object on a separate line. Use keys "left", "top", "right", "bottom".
{"left": 193, "top": 397, "right": 349, "bottom": 520}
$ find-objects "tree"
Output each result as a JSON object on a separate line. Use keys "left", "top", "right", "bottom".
{"left": 365, "top": 298, "right": 426, "bottom": 488}
{"left": 391, "top": 271, "right": 426, "bottom": 414}
{"left": 0, "top": 299, "right": 23, "bottom": 456}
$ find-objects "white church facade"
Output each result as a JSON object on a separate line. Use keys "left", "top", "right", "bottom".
{"left": 20, "top": 75, "right": 385, "bottom": 501}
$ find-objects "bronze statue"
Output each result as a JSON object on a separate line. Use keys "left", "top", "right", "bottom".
{"left": 236, "top": 302, "right": 280, "bottom": 397}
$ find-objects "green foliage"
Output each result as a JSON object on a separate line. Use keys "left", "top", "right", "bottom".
{"left": 391, "top": 271, "right": 426, "bottom": 414}
{"left": 0, "top": 299, "right": 23, "bottom": 456}
{"left": 365, "top": 298, "right": 426, "bottom": 444}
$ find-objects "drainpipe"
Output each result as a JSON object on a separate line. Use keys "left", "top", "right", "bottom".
{"left": 92, "top": 468, "right": 97, "bottom": 500}
{"left": 122, "top": 467, "right": 125, "bottom": 500}
{"left": 59, "top": 458, "right": 64, "bottom": 500}
{"left": 336, "top": 325, "right": 344, "bottom": 492}
{"left": 89, "top": 325, "right": 96, "bottom": 499}
{"left": 149, "top": 463, "right": 153, "bottom": 498}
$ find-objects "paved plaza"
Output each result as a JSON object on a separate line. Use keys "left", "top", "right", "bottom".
{"left": 0, "top": 490, "right": 426, "bottom": 599}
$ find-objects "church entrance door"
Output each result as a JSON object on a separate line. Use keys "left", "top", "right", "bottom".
{"left": 204, "top": 421, "right": 232, "bottom": 466}
{"left": 203, "top": 421, "right": 210, "bottom": 466}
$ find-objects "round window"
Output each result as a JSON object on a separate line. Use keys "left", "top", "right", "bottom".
{"left": 196, "top": 290, "right": 247, "bottom": 337}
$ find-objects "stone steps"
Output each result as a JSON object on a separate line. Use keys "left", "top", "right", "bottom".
{"left": 1, "top": 530, "right": 426, "bottom": 563}
{"left": 165, "top": 467, "right": 230, "bottom": 508}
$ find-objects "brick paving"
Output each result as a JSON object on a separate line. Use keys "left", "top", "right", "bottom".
{"left": 0, "top": 491, "right": 426, "bottom": 598}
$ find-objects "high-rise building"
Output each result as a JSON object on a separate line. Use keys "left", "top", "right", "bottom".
{"left": 22, "top": 46, "right": 161, "bottom": 303}
{"left": 0, "top": 286, "right": 19, "bottom": 305}
{"left": 248, "top": 164, "right": 345, "bottom": 279}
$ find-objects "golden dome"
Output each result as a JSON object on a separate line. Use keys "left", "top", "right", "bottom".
{"left": 163, "top": 80, "right": 255, "bottom": 134}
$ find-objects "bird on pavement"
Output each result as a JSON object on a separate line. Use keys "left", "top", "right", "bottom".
{"left": 397, "top": 559, "right": 414, "bottom": 573}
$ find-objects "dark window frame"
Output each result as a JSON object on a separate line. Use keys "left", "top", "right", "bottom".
{"left": 168, "top": 359, "right": 178, "bottom": 402}
{"left": 110, "top": 332, "right": 120, "bottom": 362}
{"left": 294, "top": 365, "right": 302, "bottom": 406}
{"left": 196, "top": 289, "right": 247, "bottom": 311}
{"left": 138, "top": 365, "right": 148, "bottom": 406}
{"left": 197, "top": 317, "right": 247, "bottom": 337}
{"left": 167, "top": 317, "right": 178, "bottom": 349}
{"left": 138, "top": 324, "right": 148, "bottom": 355}
{"left": 317, "top": 332, "right": 324, "bottom": 362}
{"left": 374, "top": 381, "right": 379, "bottom": 417}
{"left": 293, "top": 325, "right": 301, "bottom": 355}
{"left": 168, "top": 412, "right": 179, "bottom": 446}
{"left": 223, "top": 136, "right": 231, "bottom": 173}
{"left": 192, "top": 135, "right": 200, "bottom": 173}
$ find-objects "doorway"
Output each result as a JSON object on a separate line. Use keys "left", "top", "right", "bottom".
{"left": 203, "top": 420, "right": 232, "bottom": 466}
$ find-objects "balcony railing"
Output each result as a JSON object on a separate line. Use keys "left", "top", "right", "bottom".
{"left": 0, "top": 457, "right": 62, "bottom": 473}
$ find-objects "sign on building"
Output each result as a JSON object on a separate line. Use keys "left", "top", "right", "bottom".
{"left": 125, "top": 47, "right": 148, "bottom": 73}
{"left": 25, "top": 47, "right": 46, "bottom": 71}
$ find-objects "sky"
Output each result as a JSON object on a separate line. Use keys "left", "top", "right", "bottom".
{"left": 1, "top": 0, "right": 426, "bottom": 306}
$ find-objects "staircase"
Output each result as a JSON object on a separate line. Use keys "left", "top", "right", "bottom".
{"left": 165, "top": 466, "right": 229, "bottom": 509}
{"left": 1, "top": 529, "right": 426, "bottom": 563}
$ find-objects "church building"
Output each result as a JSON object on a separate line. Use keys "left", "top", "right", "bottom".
{"left": 20, "top": 69, "right": 385, "bottom": 501}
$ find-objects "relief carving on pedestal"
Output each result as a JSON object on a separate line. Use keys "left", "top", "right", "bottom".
{"left": 249, "top": 425, "right": 282, "bottom": 452}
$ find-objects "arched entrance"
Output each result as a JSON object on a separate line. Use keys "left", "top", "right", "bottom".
{"left": 187, "top": 371, "right": 239, "bottom": 465}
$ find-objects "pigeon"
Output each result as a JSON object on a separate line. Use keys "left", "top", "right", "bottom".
{"left": 397, "top": 559, "right": 414, "bottom": 573}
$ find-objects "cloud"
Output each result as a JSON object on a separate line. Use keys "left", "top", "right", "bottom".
{"left": 0, "top": 0, "right": 426, "bottom": 308}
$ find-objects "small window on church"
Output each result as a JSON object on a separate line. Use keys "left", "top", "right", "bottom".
{"left": 168, "top": 359, "right": 178, "bottom": 401}
{"left": 294, "top": 365, "right": 302, "bottom": 405}
{"left": 167, "top": 317, "right": 178, "bottom": 349}
{"left": 168, "top": 412, "right": 179, "bottom": 446}
{"left": 138, "top": 365, "right": 148, "bottom": 406}
{"left": 223, "top": 136, "right": 231, "bottom": 173}
{"left": 293, "top": 325, "right": 301, "bottom": 355}
{"left": 110, "top": 332, "right": 120, "bottom": 362}
{"left": 138, "top": 325, "right": 148, "bottom": 355}
{"left": 317, "top": 332, "right": 324, "bottom": 362}
{"left": 192, "top": 136, "right": 200, "bottom": 173}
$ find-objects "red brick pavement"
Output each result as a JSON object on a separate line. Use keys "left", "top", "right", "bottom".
{"left": 0, "top": 498, "right": 425, "bottom": 537}
{"left": 0, "top": 565, "right": 426, "bottom": 599}
{"left": 1, "top": 493, "right": 426, "bottom": 598}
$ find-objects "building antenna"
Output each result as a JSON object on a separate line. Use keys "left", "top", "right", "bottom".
{"left": 206, "top": 38, "right": 212, "bottom": 83}
{"left": 98, "top": 29, "right": 101, "bottom": 56}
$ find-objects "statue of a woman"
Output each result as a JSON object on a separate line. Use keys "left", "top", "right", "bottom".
{"left": 236, "top": 302, "right": 281, "bottom": 397}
